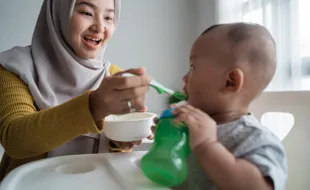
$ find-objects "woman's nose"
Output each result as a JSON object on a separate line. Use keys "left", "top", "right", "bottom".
{"left": 90, "top": 19, "right": 105, "bottom": 33}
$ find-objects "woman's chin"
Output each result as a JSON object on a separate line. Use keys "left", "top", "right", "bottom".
{"left": 76, "top": 51, "right": 98, "bottom": 60}
{"left": 72, "top": 42, "right": 106, "bottom": 60}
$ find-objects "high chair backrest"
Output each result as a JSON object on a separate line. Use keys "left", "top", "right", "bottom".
{"left": 250, "top": 91, "right": 310, "bottom": 190}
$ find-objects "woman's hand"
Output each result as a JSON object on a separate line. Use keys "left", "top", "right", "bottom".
{"left": 110, "top": 134, "right": 154, "bottom": 151}
{"left": 151, "top": 117, "right": 158, "bottom": 134}
{"left": 110, "top": 114, "right": 157, "bottom": 151}
{"left": 110, "top": 113, "right": 156, "bottom": 151}
{"left": 89, "top": 67, "right": 151, "bottom": 122}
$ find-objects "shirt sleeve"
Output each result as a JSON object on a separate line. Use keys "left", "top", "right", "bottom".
{"left": 0, "top": 66, "right": 102, "bottom": 159}
{"left": 237, "top": 129, "right": 288, "bottom": 190}
{"left": 109, "top": 64, "right": 122, "bottom": 75}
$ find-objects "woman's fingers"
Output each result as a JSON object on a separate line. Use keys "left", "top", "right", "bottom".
{"left": 138, "top": 106, "right": 147, "bottom": 112}
{"left": 112, "top": 140, "right": 141, "bottom": 150}
{"left": 90, "top": 67, "right": 152, "bottom": 118}
{"left": 130, "top": 140, "right": 142, "bottom": 146}
{"left": 112, "top": 73, "right": 151, "bottom": 90}
{"left": 146, "top": 132, "right": 154, "bottom": 140}
{"left": 119, "top": 86, "right": 150, "bottom": 100}
{"left": 150, "top": 125, "right": 156, "bottom": 133}
{"left": 153, "top": 117, "right": 158, "bottom": 124}
{"left": 121, "top": 96, "right": 146, "bottom": 112}
{"left": 115, "top": 67, "right": 146, "bottom": 76}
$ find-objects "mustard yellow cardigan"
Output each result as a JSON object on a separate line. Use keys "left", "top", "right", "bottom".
{"left": 0, "top": 65, "right": 126, "bottom": 180}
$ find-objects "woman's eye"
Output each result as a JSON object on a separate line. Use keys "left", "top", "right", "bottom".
{"left": 104, "top": 16, "right": 114, "bottom": 21}
{"left": 80, "top": 11, "right": 92, "bottom": 17}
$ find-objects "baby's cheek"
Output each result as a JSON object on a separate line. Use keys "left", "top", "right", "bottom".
{"left": 187, "top": 89, "right": 200, "bottom": 104}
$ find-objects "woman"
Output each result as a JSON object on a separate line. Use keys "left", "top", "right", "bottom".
{"left": 0, "top": 0, "right": 152, "bottom": 180}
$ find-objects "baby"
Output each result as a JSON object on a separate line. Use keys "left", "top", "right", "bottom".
{"left": 172, "top": 23, "right": 287, "bottom": 190}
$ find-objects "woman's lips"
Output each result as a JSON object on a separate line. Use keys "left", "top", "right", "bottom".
{"left": 82, "top": 36, "right": 103, "bottom": 50}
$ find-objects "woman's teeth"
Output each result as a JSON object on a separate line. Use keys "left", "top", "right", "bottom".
{"left": 84, "top": 37, "right": 102, "bottom": 44}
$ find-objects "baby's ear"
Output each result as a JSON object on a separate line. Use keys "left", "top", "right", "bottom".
{"left": 223, "top": 68, "right": 244, "bottom": 92}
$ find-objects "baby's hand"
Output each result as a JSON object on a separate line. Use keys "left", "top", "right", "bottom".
{"left": 173, "top": 104, "right": 217, "bottom": 150}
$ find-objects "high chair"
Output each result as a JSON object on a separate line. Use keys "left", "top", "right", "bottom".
{"left": 250, "top": 91, "right": 310, "bottom": 190}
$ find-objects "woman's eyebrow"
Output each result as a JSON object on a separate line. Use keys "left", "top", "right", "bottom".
{"left": 76, "top": 1, "right": 97, "bottom": 10}
{"left": 105, "top": 8, "right": 115, "bottom": 13}
{"left": 76, "top": 1, "right": 115, "bottom": 13}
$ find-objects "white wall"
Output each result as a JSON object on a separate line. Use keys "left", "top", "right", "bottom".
{"left": 0, "top": 0, "right": 43, "bottom": 52}
{"left": 195, "top": 0, "right": 217, "bottom": 35}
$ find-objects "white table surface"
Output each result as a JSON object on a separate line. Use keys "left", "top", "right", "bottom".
{"left": 0, "top": 151, "right": 170, "bottom": 190}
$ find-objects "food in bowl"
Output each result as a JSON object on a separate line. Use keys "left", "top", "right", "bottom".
{"left": 104, "top": 112, "right": 157, "bottom": 142}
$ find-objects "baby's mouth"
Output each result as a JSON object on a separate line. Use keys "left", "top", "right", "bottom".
{"left": 183, "top": 85, "right": 188, "bottom": 95}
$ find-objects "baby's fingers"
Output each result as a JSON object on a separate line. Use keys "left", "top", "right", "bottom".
{"left": 174, "top": 113, "right": 186, "bottom": 124}
{"left": 172, "top": 106, "right": 190, "bottom": 115}
{"left": 174, "top": 113, "right": 197, "bottom": 127}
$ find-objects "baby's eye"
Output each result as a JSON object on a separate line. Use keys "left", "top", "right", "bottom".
{"left": 190, "top": 64, "right": 195, "bottom": 71}
{"left": 80, "top": 11, "right": 92, "bottom": 17}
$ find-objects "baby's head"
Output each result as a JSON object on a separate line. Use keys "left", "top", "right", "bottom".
{"left": 183, "top": 23, "right": 276, "bottom": 117}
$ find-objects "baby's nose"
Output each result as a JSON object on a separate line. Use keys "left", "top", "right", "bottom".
{"left": 182, "top": 73, "right": 188, "bottom": 82}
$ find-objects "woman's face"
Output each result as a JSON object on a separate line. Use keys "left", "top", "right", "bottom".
{"left": 70, "top": 0, "right": 115, "bottom": 59}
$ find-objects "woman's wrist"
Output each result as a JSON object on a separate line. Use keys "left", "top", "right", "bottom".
{"left": 89, "top": 90, "right": 109, "bottom": 122}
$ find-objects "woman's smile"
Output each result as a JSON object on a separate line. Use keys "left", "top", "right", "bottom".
{"left": 82, "top": 35, "right": 103, "bottom": 50}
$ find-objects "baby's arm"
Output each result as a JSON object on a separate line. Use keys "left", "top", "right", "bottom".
{"left": 194, "top": 125, "right": 288, "bottom": 190}
{"left": 194, "top": 141, "right": 279, "bottom": 190}
{"left": 173, "top": 105, "right": 287, "bottom": 190}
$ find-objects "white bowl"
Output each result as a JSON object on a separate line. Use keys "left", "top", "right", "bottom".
{"left": 103, "top": 112, "right": 157, "bottom": 142}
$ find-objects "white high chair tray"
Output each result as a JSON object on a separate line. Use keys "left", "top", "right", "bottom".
{"left": 0, "top": 151, "right": 170, "bottom": 190}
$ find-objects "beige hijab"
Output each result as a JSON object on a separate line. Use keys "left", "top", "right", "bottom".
{"left": 0, "top": 0, "right": 121, "bottom": 156}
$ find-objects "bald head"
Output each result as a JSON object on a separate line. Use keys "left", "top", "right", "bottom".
{"left": 200, "top": 23, "right": 276, "bottom": 94}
